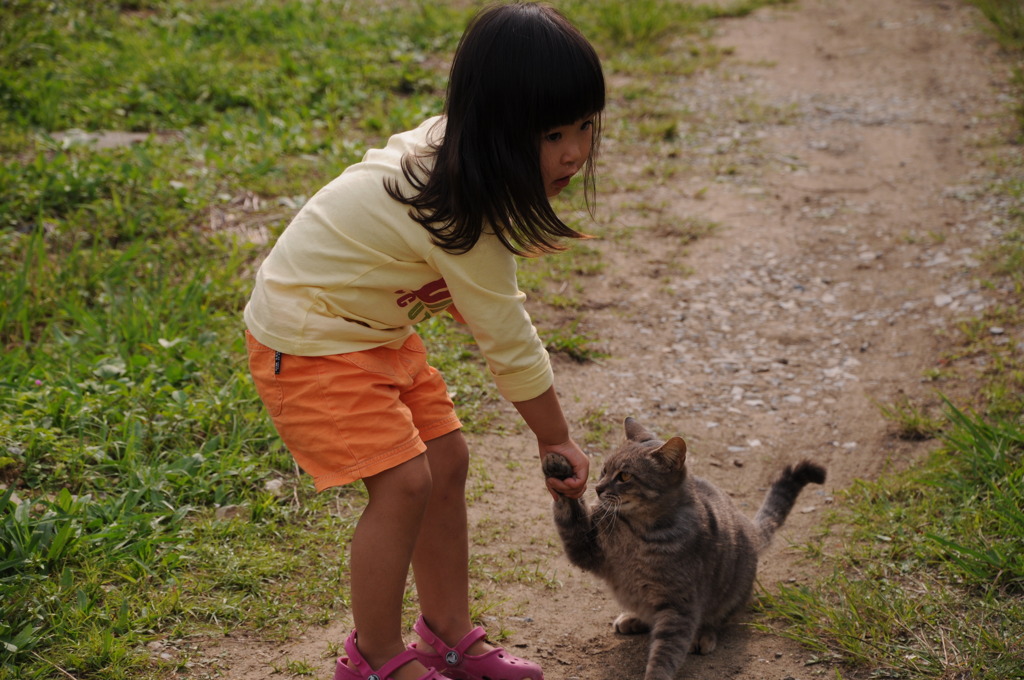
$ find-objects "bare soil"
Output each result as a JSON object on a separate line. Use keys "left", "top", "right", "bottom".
{"left": 189, "top": 1, "right": 1018, "bottom": 678}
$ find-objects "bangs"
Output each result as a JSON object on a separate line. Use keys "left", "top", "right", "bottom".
{"left": 525, "top": 12, "right": 605, "bottom": 132}
{"left": 532, "top": 39, "right": 605, "bottom": 132}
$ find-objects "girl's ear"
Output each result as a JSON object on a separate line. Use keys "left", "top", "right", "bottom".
{"left": 624, "top": 417, "right": 658, "bottom": 443}
{"left": 654, "top": 437, "right": 688, "bottom": 472}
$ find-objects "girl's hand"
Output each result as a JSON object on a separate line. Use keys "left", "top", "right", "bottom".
{"left": 511, "top": 386, "right": 588, "bottom": 499}
{"left": 540, "top": 438, "right": 588, "bottom": 500}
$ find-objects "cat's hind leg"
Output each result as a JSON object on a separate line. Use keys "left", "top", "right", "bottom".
{"left": 642, "top": 609, "right": 698, "bottom": 680}
{"left": 613, "top": 613, "right": 650, "bottom": 635}
{"left": 689, "top": 626, "right": 717, "bottom": 654}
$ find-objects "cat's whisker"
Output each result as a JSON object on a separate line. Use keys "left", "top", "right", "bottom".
{"left": 594, "top": 497, "right": 621, "bottom": 533}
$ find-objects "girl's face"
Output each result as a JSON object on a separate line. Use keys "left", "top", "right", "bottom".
{"left": 540, "top": 116, "right": 595, "bottom": 198}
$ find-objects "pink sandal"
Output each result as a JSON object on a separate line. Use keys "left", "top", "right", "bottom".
{"left": 407, "top": 615, "right": 544, "bottom": 680}
{"left": 335, "top": 630, "right": 447, "bottom": 680}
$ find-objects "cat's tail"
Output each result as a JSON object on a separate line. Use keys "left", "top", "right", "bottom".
{"left": 753, "top": 460, "right": 826, "bottom": 550}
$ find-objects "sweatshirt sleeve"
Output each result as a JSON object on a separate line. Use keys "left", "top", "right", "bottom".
{"left": 426, "top": 236, "right": 553, "bottom": 403}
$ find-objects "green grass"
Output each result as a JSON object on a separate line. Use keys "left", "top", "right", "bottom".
{"left": 968, "top": 0, "right": 1024, "bottom": 50}
{"left": 965, "top": 0, "right": 1024, "bottom": 137}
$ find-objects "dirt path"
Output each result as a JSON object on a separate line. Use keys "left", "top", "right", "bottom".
{"left": 192, "top": 1, "right": 1014, "bottom": 678}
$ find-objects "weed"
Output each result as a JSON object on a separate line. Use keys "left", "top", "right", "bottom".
{"left": 542, "top": 320, "right": 607, "bottom": 363}
{"left": 653, "top": 216, "right": 721, "bottom": 245}
{"left": 284, "top": 658, "right": 317, "bottom": 676}
{"left": 568, "top": 0, "right": 696, "bottom": 52}
{"left": 579, "top": 406, "right": 618, "bottom": 451}
{"left": 968, "top": 0, "right": 1024, "bottom": 50}
{"left": 966, "top": 0, "right": 1024, "bottom": 138}
{"left": 875, "top": 394, "right": 944, "bottom": 441}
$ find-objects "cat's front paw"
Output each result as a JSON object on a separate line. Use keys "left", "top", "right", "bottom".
{"left": 542, "top": 452, "right": 574, "bottom": 481}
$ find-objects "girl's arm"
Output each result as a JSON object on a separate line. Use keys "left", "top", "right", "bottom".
{"left": 513, "top": 386, "right": 589, "bottom": 500}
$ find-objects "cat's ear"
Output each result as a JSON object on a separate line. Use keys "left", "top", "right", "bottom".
{"left": 624, "top": 417, "right": 658, "bottom": 443}
{"left": 655, "top": 437, "right": 688, "bottom": 471}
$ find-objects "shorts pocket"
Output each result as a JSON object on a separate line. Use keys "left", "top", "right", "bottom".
{"left": 401, "top": 333, "right": 426, "bottom": 354}
{"left": 246, "top": 332, "right": 285, "bottom": 417}
{"left": 339, "top": 347, "right": 399, "bottom": 378}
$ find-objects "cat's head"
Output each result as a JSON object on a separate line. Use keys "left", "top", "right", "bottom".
{"left": 595, "top": 417, "right": 688, "bottom": 518}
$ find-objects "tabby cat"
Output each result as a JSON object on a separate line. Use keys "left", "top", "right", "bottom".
{"left": 542, "top": 417, "right": 826, "bottom": 680}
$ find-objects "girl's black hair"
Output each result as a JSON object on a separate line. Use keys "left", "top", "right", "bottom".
{"left": 386, "top": 2, "right": 605, "bottom": 256}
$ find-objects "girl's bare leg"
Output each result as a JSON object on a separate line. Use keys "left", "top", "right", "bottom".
{"left": 350, "top": 454, "right": 434, "bottom": 680}
{"left": 411, "top": 430, "right": 489, "bottom": 654}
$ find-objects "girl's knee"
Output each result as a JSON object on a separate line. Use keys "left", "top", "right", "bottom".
{"left": 427, "top": 432, "right": 469, "bottom": 488}
{"left": 402, "top": 467, "right": 435, "bottom": 507}
{"left": 365, "top": 454, "right": 434, "bottom": 509}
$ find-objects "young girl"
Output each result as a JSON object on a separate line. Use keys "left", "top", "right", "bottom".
{"left": 244, "top": 4, "right": 604, "bottom": 679}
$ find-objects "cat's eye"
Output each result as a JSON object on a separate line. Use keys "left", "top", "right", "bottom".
{"left": 617, "top": 472, "right": 633, "bottom": 483}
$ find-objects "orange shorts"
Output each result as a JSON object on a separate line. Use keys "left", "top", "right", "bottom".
{"left": 246, "top": 330, "right": 462, "bottom": 491}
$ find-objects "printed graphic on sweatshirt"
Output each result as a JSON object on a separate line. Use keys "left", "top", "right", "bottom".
{"left": 394, "top": 278, "right": 452, "bottom": 322}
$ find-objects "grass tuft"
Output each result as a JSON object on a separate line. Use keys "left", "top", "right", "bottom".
{"left": 875, "top": 394, "right": 944, "bottom": 441}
